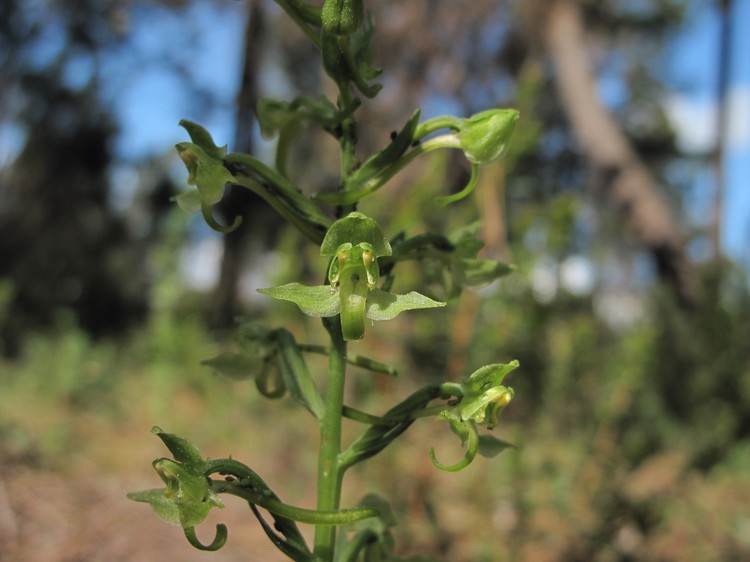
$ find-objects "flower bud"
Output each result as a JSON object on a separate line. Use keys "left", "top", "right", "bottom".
{"left": 322, "top": 0, "right": 364, "bottom": 37}
{"left": 457, "top": 109, "right": 519, "bottom": 166}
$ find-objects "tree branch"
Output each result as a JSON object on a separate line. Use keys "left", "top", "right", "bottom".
{"left": 543, "top": 0, "right": 697, "bottom": 305}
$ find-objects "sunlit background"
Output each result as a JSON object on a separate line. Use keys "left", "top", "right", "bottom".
{"left": 1, "top": 1, "right": 749, "bottom": 561}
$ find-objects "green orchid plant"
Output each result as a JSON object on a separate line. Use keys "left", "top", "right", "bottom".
{"left": 129, "top": 0, "right": 520, "bottom": 560}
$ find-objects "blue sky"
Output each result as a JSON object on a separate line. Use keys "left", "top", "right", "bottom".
{"left": 3, "top": 1, "right": 747, "bottom": 265}
{"left": 113, "top": 1, "right": 246, "bottom": 160}
{"left": 666, "top": 0, "right": 750, "bottom": 262}
{"left": 113, "top": 0, "right": 749, "bottom": 262}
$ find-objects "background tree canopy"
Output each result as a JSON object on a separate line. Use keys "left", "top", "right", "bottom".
{"left": 1, "top": 1, "right": 749, "bottom": 560}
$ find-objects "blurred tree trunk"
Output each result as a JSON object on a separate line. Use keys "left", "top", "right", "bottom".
{"left": 541, "top": 0, "right": 697, "bottom": 305}
{"left": 208, "top": 0, "right": 265, "bottom": 329}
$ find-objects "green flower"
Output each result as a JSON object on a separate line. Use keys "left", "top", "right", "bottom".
{"left": 127, "top": 427, "right": 224, "bottom": 528}
{"left": 259, "top": 212, "right": 445, "bottom": 341}
{"left": 450, "top": 362, "right": 517, "bottom": 429}
{"left": 431, "top": 362, "right": 518, "bottom": 472}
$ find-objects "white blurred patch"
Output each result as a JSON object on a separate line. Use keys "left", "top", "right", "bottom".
{"left": 531, "top": 255, "right": 596, "bottom": 303}
{"left": 666, "top": 86, "right": 750, "bottom": 153}
{"left": 666, "top": 95, "right": 716, "bottom": 153}
{"left": 239, "top": 251, "right": 285, "bottom": 303}
{"left": 728, "top": 85, "right": 750, "bottom": 150}
{"left": 560, "top": 255, "right": 596, "bottom": 296}
{"left": 593, "top": 289, "right": 646, "bottom": 330}
{"left": 531, "top": 257, "right": 558, "bottom": 304}
{"left": 180, "top": 237, "right": 223, "bottom": 291}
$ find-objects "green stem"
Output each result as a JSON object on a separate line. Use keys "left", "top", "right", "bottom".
{"left": 298, "top": 344, "right": 398, "bottom": 376}
{"left": 341, "top": 402, "right": 454, "bottom": 426}
{"left": 313, "top": 320, "right": 348, "bottom": 559}
{"left": 413, "top": 114, "right": 464, "bottom": 139}
{"left": 342, "top": 405, "right": 391, "bottom": 425}
{"left": 313, "top": 134, "right": 463, "bottom": 206}
{"left": 213, "top": 482, "right": 377, "bottom": 525}
{"left": 338, "top": 85, "right": 359, "bottom": 205}
{"left": 309, "top": 76, "right": 361, "bottom": 559}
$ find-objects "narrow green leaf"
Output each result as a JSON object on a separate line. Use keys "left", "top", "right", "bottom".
{"left": 347, "top": 353, "right": 398, "bottom": 376}
{"left": 382, "top": 555, "right": 442, "bottom": 562}
{"left": 275, "top": 330, "right": 326, "bottom": 420}
{"left": 257, "top": 96, "right": 339, "bottom": 139}
{"left": 205, "top": 458, "right": 311, "bottom": 556}
{"left": 249, "top": 504, "right": 315, "bottom": 561}
{"left": 273, "top": 0, "right": 322, "bottom": 28}
{"left": 456, "top": 258, "right": 515, "bottom": 287}
{"left": 202, "top": 352, "right": 261, "bottom": 381}
{"left": 298, "top": 345, "right": 399, "bottom": 376}
{"left": 337, "top": 529, "right": 379, "bottom": 562}
{"left": 348, "top": 109, "right": 421, "bottom": 188}
{"left": 347, "top": 12, "right": 382, "bottom": 96}
{"left": 356, "top": 494, "right": 398, "bottom": 528}
{"left": 340, "top": 385, "right": 446, "bottom": 470}
{"left": 224, "top": 151, "right": 332, "bottom": 244}
{"left": 255, "top": 358, "right": 287, "bottom": 399}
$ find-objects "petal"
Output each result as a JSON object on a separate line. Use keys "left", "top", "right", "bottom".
{"left": 257, "top": 283, "right": 340, "bottom": 317}
{"left": 365, "top": 289, "right": 445, "bottom": 321}
{"left": 320, "top": 212, "right": 392, "bottom": 257}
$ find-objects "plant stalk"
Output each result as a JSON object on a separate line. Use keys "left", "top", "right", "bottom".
{"left": 313, "top": 80, "right": 360, "bottom": 560}
{"left": 313, "top": 320, "right": 348, "bottom": 560}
